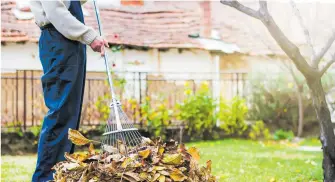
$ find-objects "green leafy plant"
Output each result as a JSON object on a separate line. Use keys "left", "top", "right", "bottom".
{"left": 219, "top": 96, "right": 248, "bottom": 136}
{"left": 248, "top": 120, "right": 271, "bottom": 140}
{"left": 273, "top": 129, "right": 294, "bottom": 141}
{"left": 140, "top": 97, "right": 172, "bottom": 139}
{"left": 176, "top": 82, "right": 217, "bottom": 139}
{"left": 4, "top": 121, "right": 23, "bottom": 136}
{"left": 95, "top": 72, "right": 127, "bottom": 124}
{"left": 247, "top": 72, "right": 319, "bottom": 135}
{"left": 29, "top": 124, "right": 42, "bottom": 137}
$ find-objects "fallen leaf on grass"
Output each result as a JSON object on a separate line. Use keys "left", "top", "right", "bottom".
{"left": 188, "top": 147, "right": 200, "bottom": 161}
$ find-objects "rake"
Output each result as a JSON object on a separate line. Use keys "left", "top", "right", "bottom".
{"left": 92, "top": 0, "right": 143, "bottom": 155}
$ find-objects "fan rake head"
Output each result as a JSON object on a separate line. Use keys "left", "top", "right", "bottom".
{"left": 101, "top": 100, "right": 143, "bottom": 155}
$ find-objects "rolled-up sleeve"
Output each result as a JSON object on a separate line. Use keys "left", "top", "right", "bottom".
{"left": 40, "top": 0, "right": 98, "bottom": 45}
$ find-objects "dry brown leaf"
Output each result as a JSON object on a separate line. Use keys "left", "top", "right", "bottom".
{"left": 121, "top": 157, "right": 132, "bottom": 168}
{"left": 153, "top": 166, "right": 166, "bottom": 171}
{"left": 53, "top": 131, "right": 217, "bottom": 182}
{"left": 139, "top": 172, "right": 149, "bottom": 180}
{"left": 71, "top": 153, "right": 90, "bottom": 162}
{"left": 78, "top": 168, "right": 88, "bottom": 182}
{"left": 68, "top": 129, "right": 91, "bottom": 146}
{"left": 158, "top": 175, "right": 166, "bottom": 182}
{"left": 159, "top": 170, "right": 170, "bottom": 176}
{"left": 124, "top": 172, "right": 141, "bottom": 182}
{"left": 102, "top": 144, "right": 118, "bottom": 154}
{"left": 179, "top": 167, "right": 187, "bottom": 172}
{"left": 158, "top": 146, "right": 165, "bottom": 155}
{"left": 58, "top": 177, "right": 66, "bottom": 182}
{"left": 170, "top": 168, "right": 187, "bottom": 181}
{"left": 162, "top": 153, "right": 183, "bottom": 165}
{"left": 88, "top": 143, "right": 95, "bottom": 155}
{"left": 152, "top": 173, "right": 161, "bottom": 181}
{"left": 206, "top": 160, "right": 212, "bottom": 173}
{"left": 188, "top": 147, "right": 200, "bottom": 161}
{"left": 117, "top": 140, "right": 127, "bottom": 155}
{"left": 138, "top": 149, "right": 151, "bottom": 159}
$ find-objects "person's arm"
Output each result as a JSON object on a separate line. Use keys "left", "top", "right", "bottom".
{"left": 40, "top": 0, "right": 97, "bottom": 45}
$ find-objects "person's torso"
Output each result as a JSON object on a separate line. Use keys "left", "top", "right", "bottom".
{"left": 30, "top": 0, "right": 84, "bottom": 27}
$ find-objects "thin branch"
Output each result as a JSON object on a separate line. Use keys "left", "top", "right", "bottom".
{"left": 259, "top": 1, "right": 268, "bottom": 14}
{"left": 220, "top": 0, "right": 318, "bottom": 79}
{"left": 290, "top": 0, "right": 315, "bottom": 60}
{"left": 313, "top": 31, "right": 335, "bottom": 67}
{"left": 220, "top": 0, "right": 261, "bottom": 20}
{"left": 282, "top": 60, "right": 300, "bottom": 85}
{"left": 320, "top": 54, "right": 335, "bottom": 76}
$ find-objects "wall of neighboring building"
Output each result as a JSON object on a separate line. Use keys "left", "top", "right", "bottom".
{"left": 1, "top": 43, "right": 118, "bottom": 72}
{"left": 220, "top": 54, "right": 285, "bottom": 73}
{"left": 1, "top": 43, "right": 213, "bottom": 73}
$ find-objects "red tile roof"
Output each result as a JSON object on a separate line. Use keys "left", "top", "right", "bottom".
{"left": 1, "top": 1, "right": 203, "bottom": 48}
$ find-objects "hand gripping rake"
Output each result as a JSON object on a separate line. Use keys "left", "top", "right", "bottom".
{"left": 92, "top": 0, "right": 143, "bottom": 155}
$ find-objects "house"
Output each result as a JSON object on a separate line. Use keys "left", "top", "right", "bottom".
{"left": 2, "top": 0, "right": 334, "bottom": 126}
{"left": 1, "top": 0, "right": 241, "bottom": 126}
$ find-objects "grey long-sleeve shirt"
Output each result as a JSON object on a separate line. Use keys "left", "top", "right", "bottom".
{"left": 30, "top": 0, "right": 99, "bottom": 45}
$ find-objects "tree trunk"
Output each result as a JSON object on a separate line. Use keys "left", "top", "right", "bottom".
{"left": 297, "top": 85, "right": 304, "bottom": 137}
{"left": 307, "top": 78, "right": 335, "bottom": 181}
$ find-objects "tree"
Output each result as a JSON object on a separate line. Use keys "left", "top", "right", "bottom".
{"left": 220, "top": 0, "right": 335, "bottom": 180}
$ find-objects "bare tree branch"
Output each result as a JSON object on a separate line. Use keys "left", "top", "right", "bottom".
{"left": 320, "top": 54, "right": 335, "bottom": 76}
{"left": 259, "top": 1, "right": 268, "bottom": 14}
{"left": 282, "top": 60, "right": 300, "bottom": 85}
{"left": 257, "top": 4, "right": 318, "bottom": 78}
{"left": 221, "top": 0, "right": 318, "bottom": 79}
{"left": 313, "top": 31, "right": 335, "bottom": 67}
{"left": 220, "top": 0, "right": 261, "bottom": 19}
{"left": 290, "top": 0, "right": 315, "bottom": 61}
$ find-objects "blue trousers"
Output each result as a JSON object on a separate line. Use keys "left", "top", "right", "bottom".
{"left": 32, "top": 26, "right": 86, "bottom": 181}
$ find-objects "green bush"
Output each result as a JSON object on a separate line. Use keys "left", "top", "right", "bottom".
{"left": 139, "top": 97, "right": 172, "bottom": 139}
{"left": 29, "top": 124, "right": 42, "bottom": 137}
{"left": 248, "top": 120, "right": 271, "bottom": 140}
{"left": 4, "top": 121, "right": 24, "bottom": 137}
{"left": 247, "top": 72, "right": 317, "bottom": 135}
{"left": 247, "top": 71, "right": 335, "bottom": 136}
{"left": 273, "top": 129, "right": 294, "bottom": 141}
{"left": 95, "top": 72, "right": 127, "bottom": 124}
{"left": 176, "top": 82, "right": 218, "bottom": 139}
{"left": 219, "top": 96, "right": 248, "bottom": 136}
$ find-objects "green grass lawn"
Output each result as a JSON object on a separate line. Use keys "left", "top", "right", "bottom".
{"left": 1, "top": 139, "right": 322, "bottom": 182}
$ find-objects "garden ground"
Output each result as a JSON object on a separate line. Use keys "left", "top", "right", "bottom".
{"left": 1, "top": 139, "right": 322, "bottom": 182}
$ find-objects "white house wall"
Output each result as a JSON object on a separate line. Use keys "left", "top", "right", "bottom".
{"left": 1, "top": 44, "right": 212, "bottom": 74}
{"left": 1, "top": 43, "right": 119, "bottom": 72}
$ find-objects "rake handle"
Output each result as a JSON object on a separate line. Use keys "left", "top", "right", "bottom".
{"left": 92, "top": 0, "right": 122, "bottom": 131}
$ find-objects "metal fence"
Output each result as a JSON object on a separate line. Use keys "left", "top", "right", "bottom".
{"left": 1, "top": 70, "right": 248, "bottom": 130}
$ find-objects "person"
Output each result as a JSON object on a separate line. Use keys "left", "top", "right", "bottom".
{"left": 29, "top": 1, "right": 108, "bottom": 181}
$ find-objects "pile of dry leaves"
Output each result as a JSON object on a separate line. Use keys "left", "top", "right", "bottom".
{"left": 51, "top": 129, "right": 216, "bottom": 182}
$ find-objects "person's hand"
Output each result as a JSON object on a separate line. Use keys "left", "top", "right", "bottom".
{"left": 90, "top": 37, "right": 109, "bottom": 56}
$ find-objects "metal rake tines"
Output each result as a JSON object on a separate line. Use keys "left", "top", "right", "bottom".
{"left": 101, "top": 100, "right": 143, "bottom": 155}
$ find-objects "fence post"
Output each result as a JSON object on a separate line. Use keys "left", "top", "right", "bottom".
{"left": 23, "top": 70, "right": 27, "bottom": 130}
{"left": 139, "top": 72, "right": 142, "bottom": 128}
{"left": 15, "top": 71, "right": 19, "bottom": 125}
{"left": 213, "top": 54, "right": 220, "bottom": 127}
{"left": 236, "top": 73, "right": 240, "bottom": 96}
{"left": 31, "top": 71, "right": 34, "bottom": 126}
